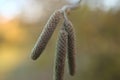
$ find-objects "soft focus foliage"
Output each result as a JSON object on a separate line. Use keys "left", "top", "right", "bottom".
{"left": 0, "top": 1, "right": 120, "bottom": 80}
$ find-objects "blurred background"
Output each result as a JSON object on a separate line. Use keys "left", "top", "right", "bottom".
{"left": 0, "top": 0, "right": 120, "bottom": 80}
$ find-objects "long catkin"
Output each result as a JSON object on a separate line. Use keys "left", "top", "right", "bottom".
{"left": 64, "top": 20, "right": 76, "bottom": 76}
{"left": 54, "top": 28, "right": 68, "bottom": 80}
{"left": 31, "top": 10, "right": 62, "bottom": 60}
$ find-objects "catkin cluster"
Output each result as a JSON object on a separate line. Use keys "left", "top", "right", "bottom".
{"left": 30, "top": 5, "right": 77, "bottom": 80}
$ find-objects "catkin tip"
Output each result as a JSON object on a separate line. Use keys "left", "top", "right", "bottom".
{"left": 31, "top": 50, "right": 39, "bottom": 60}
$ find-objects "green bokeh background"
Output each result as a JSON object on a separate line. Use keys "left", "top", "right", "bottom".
{"left": 0, "top": 3, "right": 120, "bottom": 80}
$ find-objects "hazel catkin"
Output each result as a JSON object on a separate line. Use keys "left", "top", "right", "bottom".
{"left": 64, "top": 20, "right": 76, "bottom": 76}
{"left": 31, "top": 10, "right": 63, "bottom": 60}
{"left": 54, "top": 27, "right": 68, "bottom": 80}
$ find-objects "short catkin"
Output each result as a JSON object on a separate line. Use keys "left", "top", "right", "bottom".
{"left": 31, "top": 10, "right": 62, "bottom": 60}
{"left": 64, "top": 20, "right": 76, "bottom": 76}
{"left": 54, "top": 28, "right": 68, "bottom": 80}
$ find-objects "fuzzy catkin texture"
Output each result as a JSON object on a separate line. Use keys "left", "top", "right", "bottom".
{"left": 54, "top": 29, "right": 68, "bottom": 80}
{"left": 64, "top": 20, "right": 76, "bottom": 76}
{"left": 31, "top": 10, "right": 63, "bottom": 60}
